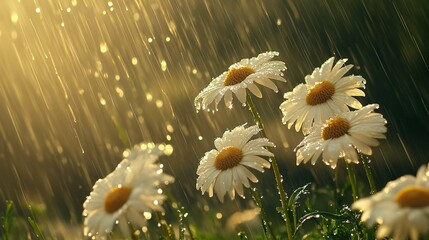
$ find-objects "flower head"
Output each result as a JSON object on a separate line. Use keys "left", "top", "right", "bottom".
{"left": 280, "top": 57, "right": 366, "bottom": 134}
{"left": 121, "top": 142, "right": 174, "bottom": 167}
{"left": 352, "top": 164, "right": 429, "bottom": 240}
{"left": 194, "top": 51, "right": 286, "bottom": 111}
{"left": 295, "top": 104, "right": 387, "bottom": 168}
{"left": 196, "top": 124, "right": 274, "bottom": 202}
{"left": 83, "top": 143, "right": 174, "bottom": 238}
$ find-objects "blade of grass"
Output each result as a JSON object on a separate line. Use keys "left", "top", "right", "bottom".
{"left": 27, "top": 217, "right": 45, "bottom": 240}
{"left": 27, "top": 205, "right": 46, "bottom": 240}
{"left": 1, "top": 200, "right": 14, "bottom": 240}
{"left": 250, "top": 188, "right": 275, "bottom": 239}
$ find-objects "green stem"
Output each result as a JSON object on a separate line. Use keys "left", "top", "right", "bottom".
{"left": 27, "top": 205, "right": 46, "bottom": 240}
{"left": 250, "top": 188, "right": 275, "bottom": 240}
{"left": 155, "top": 211, "right": 175, "bottom": 240}
{"left": 1, "top": 201, "right": 13, "bottom": 240}
{"left": 331, "top": 168, "right": 342, "bottom": 212}
{"left": 165, "top": 190, "right": 194, "bottom": 240}
{"left": 345, "top": 162, "right": 359, "bottom": 201}
{"left": 246, "top": 95, "right": 293, "bottom": 240}
{"left": 333, "top": 168, "right": 340, "bottom": 196}
{"left": 360, "top": 154, "right": 377, "bottom": 194}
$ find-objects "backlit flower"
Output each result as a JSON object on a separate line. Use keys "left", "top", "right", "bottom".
{"left": 352, "top": 164, "right": 429, "bottom": 240}
{"left": 194, "top": 51, "right": 286, "bottom": 111}
{"left": 295, "top": 104, "right": 387, "bottom": 168}
{"left": 83, "top": 144, "right": 174, "bottom": 238}
{"left": 280, "top": 57, "right": 365, "bottom": 134}
{"left": 196, "top": 124, "right": 274, "bottom": 202}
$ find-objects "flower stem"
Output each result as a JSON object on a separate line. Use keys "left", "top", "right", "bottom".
{"left": 155, "top": 211, "right": 176, "bottom": 240}
{"left": 164, "top": 190, "right": 194, "bottom": 240}
{"left": 250, "top": 188, "right": 275, "bottom": 240}
{"left": 360, "top": 154, "right": 377, "bottom": 194}
{"left": 246, "top": 95, "right": 293, "bottom": 240}
{"left": 345, "top": 162, "right": 359, "bottom": 201}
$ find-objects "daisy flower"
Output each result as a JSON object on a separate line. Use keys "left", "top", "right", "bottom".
{"left": 83, "top": 144, "right": 174, "bottom": 238}
{"left": 352, "top": 163, "right": 429, "bottom": 240}
{"left": 120, "top": 142, "right": 174, "bottom": 167}
{"left": 295, "top": 104, "right": 387, "bottom": 169}
{"left": 196, "top": 124, "right": 274, "bottom": 202}
{"left": 194, "top": 51, "right": 286, "bottom": 111}
{"left": 280, "top": 57, "right": 366, "bottom": 134}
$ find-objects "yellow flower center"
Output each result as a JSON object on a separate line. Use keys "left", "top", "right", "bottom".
{"left": 395, "top": 186, "right": 429, "bottom": 208}
{"left": 321, "top": 117, "right": 350, "bottom": 140}
{"left": 214, "top": 146, "right": 243, "bottom": 170}
{"left": 104, "top": 186, "right": 132, "bottom": 213}
{"left": 224, "top": 67, "right": 255, "bottom": 86}
{"left": 306, "top": 80, "right": 335, "bottom": 106}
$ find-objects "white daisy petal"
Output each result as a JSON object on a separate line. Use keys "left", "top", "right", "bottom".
{"left": 195, "top": 52, "right": 286, "bottom": 111}
{"left": 247, "top": 83, "right": 263, "bottom": 98}
{"left": 240, "top": 156, "right": 269, "bottom": 172}
{"left": 353, "top": 163, "right": 429, "bottom": 240}
{"left": 242, "top": 155, "right": 271, "bottom": 169}
{"left": 83, "top": 143, "right": 174, "bottom": 237}
{"left": 98, "top": 215, "right": 115, "bottom": 234}
{"left": 347, "top": 135, "right": 372, "bottom": 155}
{"left": 329, "top": 64, "right": 353, "bottom": 83}
{"left": 232, "top": 168, "right": 244, "bottom": 197}
{"left": 196, "top": 124, "right": 273, "bottom": 201}
{"left": 342, "top": 141, "right": 359, "bottom": 164}
{"left": 280, "top": 57, "right": 366, "bottom": 134}
{"left": 214, "top": 175, "right": 226, "bottom": 202}
{"left": 236, "top": 165, "right": 251, "bottom": 188}
{"left": 242, "top": 139, "right": 275, "bottom": 157}
{"left": 322, "top": 139, "right": 341, "bottom": 168}
{"left": 118, "top": 215, "right": 130, "bottom": 237}
{"left": 84, "top": 210, "right": 105, "bottom": 235}
{"left": 394, "top": 221, "right": 410, "bottom": 240}
{"left": 409, "top": 210, "right": 429, "bottom": 233}
{"left": 224, "top": 90, "right": 233, "bottom": 108}
{"left": 377, "top": 224, "right": 394, "bottom": 239}
{"left": 295, "top": 105, "right": 386, "bottom": 167}
{"left": 255, "top": 78, "right": 279, "bottom": 92}
{"left": 239, "top": 165, "right": 259, "bottom": 183}
{"left": 224, "top": 169, "right": 235, "bottom": 200}
{"left": 310, "top": 148, "right": 323, "bottom": 165}
{"left": 235, "top": 87, "right": 247, "bottom": 105}
{"left": 126, "top": 208, "right": 147, "bottom": 227}
{"left": 199, "top": 169, "right": 221, "bottom": 193}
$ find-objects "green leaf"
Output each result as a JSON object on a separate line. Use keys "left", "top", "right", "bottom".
{"left": 27, "top": 217, "right": 45, "bottom": 240}
{"left": 288, "top": 183, "right": 311, "bottom": 209}
{"left": 288, "top": 183, "right": 311, "bottom": 231}
{"left": 295, "top": 210, "right": 350, "bottom": 235}
{"left": 111, "top": 115, "right": 131, "bottom": 148}
{"left": 27, "top": 205, "right": 46, "bottom": 240}
{"left": 1, "top": 200, "right": 14, "bottom": 240}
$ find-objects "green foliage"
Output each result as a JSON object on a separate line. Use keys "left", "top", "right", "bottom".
{"left": 0, "top": 201, "right": 50, "bottom": 240}
{"left": 27, "top": 217, "right": 46, "bottom": 240}
{"left": 237, "top": 231, "right": 248, "bottom": 239}
{"left": 288, "top": 183, "right": 311, "bottom": 230}
{"left": 111, "top": 115, "right": 131, "bottom": 148}
{"left": 27, "top": 205, "right": 46, "bottom": 240}
{"left": 250, "top": 188, "right": 275, "bottom": 240}
{"left": 1, "top": 201, "right": 14, "bottom": 240}
{"left": 295, "top": 206, "right": 364, "bottom": 240}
